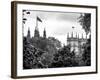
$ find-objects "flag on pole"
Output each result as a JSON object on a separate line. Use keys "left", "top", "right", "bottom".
{"left": 37, "top": 16, "right": 42, "bottom": 22}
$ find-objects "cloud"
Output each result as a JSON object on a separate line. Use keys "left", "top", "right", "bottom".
{"left": 23, "top": 10, "right": 85, "bottom": 44}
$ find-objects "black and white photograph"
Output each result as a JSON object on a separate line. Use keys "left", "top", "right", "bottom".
{"left": 11, "top": 1, "right": 97, "bottom": 78}
{"left": 23, "top": 10, "right": 91, "bottom": 69}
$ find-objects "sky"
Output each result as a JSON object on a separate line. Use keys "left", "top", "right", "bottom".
{"left": 23, "top": 10, "right": 86, "bottom": 45}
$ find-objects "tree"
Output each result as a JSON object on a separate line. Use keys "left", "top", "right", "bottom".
{"left": 78, "top": 13, "right": 91, "bottom": 37}
{"left": 50, "top": 45, "right": 78, "bottom": 68}
{"left": 78, "top": 13, "right": 91, "bottom": 66}
{"left": 23, "top": 37, "right": 45, "bottom": 69}
{"left": 23, "top": 37, "right": 34, "bottom": 69}
{"left": 82, "top": 36, "right": 91, "bottom": 66}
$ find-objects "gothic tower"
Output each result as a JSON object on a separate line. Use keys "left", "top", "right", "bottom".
{"left": 34, "top": 25, "right": 40, "bottom": 38}
{"left": 67, "top": 32, "right": 87, "bottom": 56}
{"left": 27, "top": 27, "right": 31, "bottom": 38}
{"left": 43, "top": 28, "right": 46, "bottom": 39}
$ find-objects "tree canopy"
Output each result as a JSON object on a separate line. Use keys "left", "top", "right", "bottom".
{"left": 78, "top": 13, "right": 91, "bottom": 35}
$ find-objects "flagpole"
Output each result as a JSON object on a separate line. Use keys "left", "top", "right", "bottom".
{"left": 36, "top": 16, "right": 42, "bottom": 30}
{"left": 72, "top": 26, "right": 75, "bottom": 38}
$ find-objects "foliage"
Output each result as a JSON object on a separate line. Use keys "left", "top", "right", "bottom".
{"left": 23, "top": 35, "right": 91, "bottom": 69}
{"left": 50, "top": 45, "right": 79, "bottom": 68}
{"left": 82, "top": 36, "right": 91, "bottom": 66}
{"left": 23, "top": 36, "right": 60, "bottom": 69}
{"left": 78, "top": 13, "right": 91, "bottom": 66}
{"left": 78, "top": 13, "right": 91, "bottom": 35}
{"left": 23, "top": 37, "right": 46, "bottom": 69}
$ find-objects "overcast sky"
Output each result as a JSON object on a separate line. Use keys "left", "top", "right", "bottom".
{"left": 23, "top": 10, "right": 86, "bottom": 45}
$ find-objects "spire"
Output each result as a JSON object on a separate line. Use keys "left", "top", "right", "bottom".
{"left": 34, "top": 16, "right": 42, "bottom": 38}
{"left": 35, "top": 25, "right": 39, "bottom": 31}
{"left": 86, "top": 33, "right": 87, "bottom": 39}
{"left": 76, "top": 32, "right": 77, "bottom": 38}
{"left": 71, "top": 32, "right": 73, "bottom": 38}
{"left": 82, "top": 33, "right": 83, "bottom": 39}
{"left": 67, "top": 33, "right": 69, "bottom": 38}
{"left": 34, "top": 25, "right": 40, "bottom": 38}
{"left": 27, "top": 27, "right": 31, "bottom": 38}
{"left": 43, "top": 28, "right": 46, "bottom": 39}
{"left": 78, "top": 34, "right": 79, "bottom": 39}
{"left": 72, "top": 26, "right": 75, "bottom": 38}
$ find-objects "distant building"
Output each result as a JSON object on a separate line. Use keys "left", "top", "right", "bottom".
{"left": 26, "top": 24, "right": 62, "bottom": 51}
{"left": 34, "top": 24, "right": 46, "bottom": 39}
{"left": 67, "top": 32, "right": 87, "bottom": 56}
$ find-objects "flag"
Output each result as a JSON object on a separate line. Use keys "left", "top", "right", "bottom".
{"left": 37, "top": 16, "right": 42, "bottom": 22}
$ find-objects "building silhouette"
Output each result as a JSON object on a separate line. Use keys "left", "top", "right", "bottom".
{"left": 34, "top": 23, "right": 46, "bottom": 39}
{"left": 67, "top": 32, "right": 87, "bottom": 56}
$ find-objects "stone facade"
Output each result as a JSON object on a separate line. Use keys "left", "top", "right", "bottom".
{"left": 67, "top": 32, "right": 87, "bottom": 56}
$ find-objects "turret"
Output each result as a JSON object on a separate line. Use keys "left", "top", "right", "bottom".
{"left": 27, "top": 27, "right": 31, "bottom": 38}
{"left": 71, "top": 32, "right": 73, "bottom": 38}
{"left": 34, "top": 25, "right": 40, "bottom": 38}
{"left": 76, "top": 32, "right": 77, "bottom": 38}
{"left": 78, "top": 34, "right": 79, "bottom": 39}
{"left": 43, "top": 28, "right": 46, "bottom": 39}
{"left": 67, "top": 33, "right": 69, "bottom": 38}
{"left": 82, "top": 33, "right": 83, "bottom": 39}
